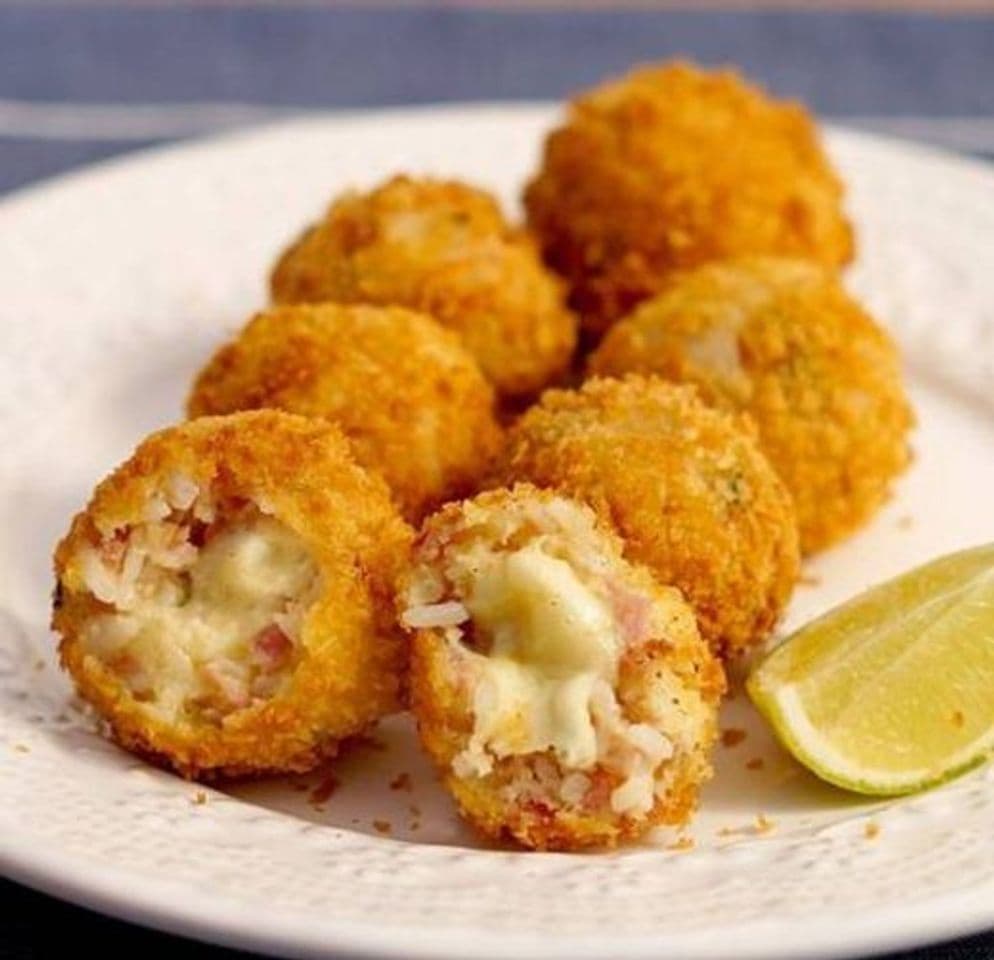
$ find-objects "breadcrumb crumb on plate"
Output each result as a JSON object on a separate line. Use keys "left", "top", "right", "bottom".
{"left": 389, "top": 772, "right": 413, "bottom": 792}
{"left": 721, "top": 728, "right": 747, "bottom": 748}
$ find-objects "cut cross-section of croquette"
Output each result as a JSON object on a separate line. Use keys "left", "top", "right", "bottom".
{"left": 401, "top": 485, "right": 724, "bottom": 850}
{"left": 53, "top": 411, "right": 412, "bottom": 779}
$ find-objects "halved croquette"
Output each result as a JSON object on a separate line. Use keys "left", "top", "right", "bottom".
{"left": 53, "top": 411, "right": 412, "bottom": 779}
{"left": 401, "top": 485, "right": 724, "bottom": 850}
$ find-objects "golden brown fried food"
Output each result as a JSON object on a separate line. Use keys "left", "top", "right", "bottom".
{"left": 495, "top": 377, "right": 799, "bottom": 658}
{"left": 401, "top": 485, "right": 724, "bottom": 850}
{"left": 187, "top": 303, "right": 503, "bottom": 523}
{"left": 524, "top": 61, "right": 854, "bottom": 337}
{"left": 589, "top": 258, "right": 914, "bottom": 553}
{"left": 270, "top": 175, "right": 578, "bottom": 399}
{"left": 53, "top": 411, "right": 412, "bottom": 779}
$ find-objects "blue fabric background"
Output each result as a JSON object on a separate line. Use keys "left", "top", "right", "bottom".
{"left": 0, "top": 4, "right": 992, "bottom": 959}
{"left": 1, "top": 6, "right": 993, "bottom": 193}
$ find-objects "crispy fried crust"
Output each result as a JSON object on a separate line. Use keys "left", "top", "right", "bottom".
{"left": 495, "top": 378, "right": 800, "bottom": 658}
{"left": 524, "top": 61, "right": 854, "bottom": 336}
{"left": 405, "top": 486, "right": 724, "bottom": 850}
{"left": 187, "top": 303, "right": 504, "bottom": 522}
{"left": 589, "top": 258, "right": 914, "bottom": 553}
{"left": 270, "top": 175, "right": 578, "bottom": 398}
{"left": 53, "top": 411, "right": 413, "bottom": 779}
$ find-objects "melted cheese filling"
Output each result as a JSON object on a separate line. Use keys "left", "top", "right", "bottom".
{"left": 458, "top": 542, "right": 617, "bottom": 771}
{"left": 451, "top": 542, "right": 674, "bottom": 814}
{"left": 82, "top": 515, "right": 318, "bottom": 721}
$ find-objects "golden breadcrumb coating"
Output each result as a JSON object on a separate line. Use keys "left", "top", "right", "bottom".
{"left": 495, "top": 377, "right": 800, "bottom": 658}
{"left": 270, "top": 175, "right": 578, "bottom": 399}
{"left": 53, "top": 411, "right": 412, "bottom": 779}
{"left": 187, "top": 303, "right": 504, "bottom": 523}
{"left": 524, "top": 61, "right": 854, "bottom": 337}
{"left": 402, "top": 485, "right": 724, "bottom": 850}
{"left": 589, "top": 258, "right": 914, "bottom": 553}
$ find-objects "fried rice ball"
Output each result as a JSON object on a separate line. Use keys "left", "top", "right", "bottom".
{"left": 52, "top": 411, "right": 412, "bottom": 779}
{"left": 589, "top": 258, "right": 914, "bottom": 553}
{"left": 270, "top": 175, "right": 578, "bottom": 399}
{"left": 187, "top": 303, "right": 503, "bottom": 523}
{"left": 524, "top": 61, "right": 854, "bottom": 337}
{"left": 495, "top": 377, "right": 800, "bottom": 658}
{"left": 401, "top": 485, "right": 724, "bottom": 850}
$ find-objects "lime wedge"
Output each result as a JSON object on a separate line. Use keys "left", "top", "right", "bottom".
{"left": 747, "top": 544, "right": 994, "bottom": 795}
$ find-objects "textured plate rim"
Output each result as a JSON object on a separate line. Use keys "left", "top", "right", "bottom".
{"left": 5, "top": 828, "right": 994, "bottom": 960}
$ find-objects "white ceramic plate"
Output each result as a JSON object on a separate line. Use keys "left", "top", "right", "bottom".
{"left": 1, "top": 105, "right": 993, "bottom": 960}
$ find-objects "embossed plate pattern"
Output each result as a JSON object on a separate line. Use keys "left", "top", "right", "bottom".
{"left": 1, "top": 106, "right": 993, "bottom": 960}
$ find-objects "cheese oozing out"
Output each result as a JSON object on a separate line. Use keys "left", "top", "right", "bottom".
{"left": 79, "top": 504, "right": 319, "bottom": 723}
{"left": 461, "top": 542, "right": 618, "bottom": 770}
{"left": 426, "top": 531, "right": 676, "bottom": 817}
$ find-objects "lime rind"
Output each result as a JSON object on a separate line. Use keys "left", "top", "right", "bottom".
{"left": 748, "top": 543, "right": 994, "bottom": 796}
{"left": 748, "top": 673, "right": 994, "bottom": 796}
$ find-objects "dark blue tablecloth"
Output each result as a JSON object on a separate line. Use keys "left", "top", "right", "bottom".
{"left": 1, "top": 4, "right": 993, "bottom": 195}
{"left": 1, "top": 4, "right": 992, "bottom": 959}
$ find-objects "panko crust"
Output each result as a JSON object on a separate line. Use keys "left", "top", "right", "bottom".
{"left": 495, "top": 378, "right": 800, "bottom": 658}
{"left": 406, "top": 486, "right": 724, "bottom": 850}
{"left": 187, "top": 303, "right": 504, "bottom": 522}
{"left": 53, "top": 411, "right": 413, "bottom": 779}
{"left": 270, "top": 175, "right": 578, "bottom": 398}
{"left": 524, "top": 61, "right": 854, "bottom": 336}
{"left": 589, "top": 258, "right": 914, "bottom": 553}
